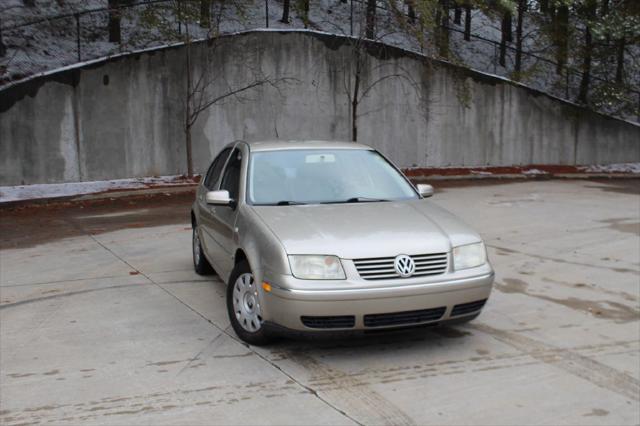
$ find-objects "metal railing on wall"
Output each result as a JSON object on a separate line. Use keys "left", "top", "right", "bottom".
{"left": 1, "top": 0, "right": 638, "bottom": 120}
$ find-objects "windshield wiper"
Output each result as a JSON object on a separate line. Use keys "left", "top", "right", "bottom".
{"left": 345, "top": 197, "right": 390, "bottom": 203}
{"left": 275, "top": 200, "right": 307, "bottom": 206}
{"left": 320, "top": 197, "right": 390, "bottom": 204}
{"left": 253, "top": 201, "right": 307, "bottom": 206}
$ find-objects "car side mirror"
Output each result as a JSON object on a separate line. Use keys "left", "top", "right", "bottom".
{"left": 206, "top": 190, "right": 234, "bottom": 206}
{"left": 417, "top": 184, "right": 434, "bottom": 198}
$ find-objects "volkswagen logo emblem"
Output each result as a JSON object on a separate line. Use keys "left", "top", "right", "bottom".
{"left": 394, "top": 254, "right": 415, "bottom": 277}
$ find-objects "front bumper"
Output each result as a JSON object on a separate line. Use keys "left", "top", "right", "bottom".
{"left": 261, "top": 269, "right": 494, "bottom": 331}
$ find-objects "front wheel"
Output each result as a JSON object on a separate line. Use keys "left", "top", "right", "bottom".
{"left": 226, "top": 261, "right": 272, "bottom": 345}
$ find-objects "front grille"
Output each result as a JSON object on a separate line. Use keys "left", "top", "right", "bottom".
{"left": 364, "top": 307, "right": 446, "bottom": 327}
{"left": 451, "top": 299, "right": 487, "bottom": 317}
{"left": 353, "top": 253, "right": 448, "bottom": 280}
{"left": 301, "top": 315, "right": 355, "bottom": 329}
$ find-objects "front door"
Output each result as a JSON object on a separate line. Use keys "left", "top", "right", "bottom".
{"left": 208, "top": 147, "right": 243, "bottom": 280}
{"left": 197, "top": 147, "right": 232, "bottom": 269}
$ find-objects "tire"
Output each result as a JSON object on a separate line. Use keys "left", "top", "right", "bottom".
{"left": 226, "top": 260, "right": 272, "bottom": 345}
{"left": 192, "top": 226, "right": 214, "bottom": 275}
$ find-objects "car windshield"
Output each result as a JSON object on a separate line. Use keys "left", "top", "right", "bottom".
{"left": 248, "top": 149, "right": 418, "bottom": 205}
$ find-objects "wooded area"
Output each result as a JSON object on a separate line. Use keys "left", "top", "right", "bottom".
{"left": 2, "top": 0, "right": 638, "bottom": 118}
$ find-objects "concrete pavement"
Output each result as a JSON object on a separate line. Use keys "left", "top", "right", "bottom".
{"left": 1, "top": 179, "right": 639, "bottom": 425}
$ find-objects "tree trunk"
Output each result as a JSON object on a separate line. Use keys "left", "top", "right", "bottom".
{"left": 365, "top": 0, "right": 376, "bottom": 39}
{"left": 200, "top": 0, "right": 211, "bottom": 28}
{"left": 0, "top": 17, "right": 5, "bottom": 57}
{"left": 554, "top": 5, "right": 568, "bottom": 74}
{"left": 615, "top": 37, "right": 625, "bottom": 84}
{"left": 407, "top": 0, "right": 416, "bottom": 24}
{"left": 281, "top": 0, "right": 290, "bottom": 23}
{"left": 303, "top": 0, "right": 310, "bottom": 28}
{"left": 504, "top": 11, "right": 512, "bottom": 42}
{"left": 185, "top": 126, "right": 194, "bottom": 178}
{"left": 185, "top": 28, "right": 194, "bottom": 178}
{"left": 514, "top": 0, "right": 525, "bottom": 73}
{"left": 437, "top": 0, "right": 450, "bottom": 58}
{"left": 108, "top": 0, "right": 121, "bottom": 43}
{"left": 539, "top": 0, "right": 548, "bottom": 13}
{"left": 352, "top": 48, "right": 361, "bottom": 142}
{"left": 577, "top": 13, "right": 595, "bottom": 103}
{"left": 464, "top": 4, "right": 471, "bottom": 41}
{"left": 351, "top": 90, "right": 358, "bottom": 142}
{"left": 600, "top": 0, "right": 610, "bottom": 46}
{"left": 499, "top": 11, "right": 510, "bottom": 67}
{"left": 454, "top": 4, "right": 462, "bottom": 25}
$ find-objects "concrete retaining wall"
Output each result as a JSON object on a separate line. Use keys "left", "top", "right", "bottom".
{"left": 1, "top": 31, "right": 638, "bottom": 185}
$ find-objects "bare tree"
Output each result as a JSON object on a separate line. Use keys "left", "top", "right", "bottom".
{"left": 331, "top": 26, "right": 425, "bottom": 141}
{"left": 143, "top": 1, "right": 293, "bottom": 177}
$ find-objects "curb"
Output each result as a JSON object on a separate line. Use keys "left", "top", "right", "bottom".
{"left": 2, "top": 173, "right": 638, "bottom": 209}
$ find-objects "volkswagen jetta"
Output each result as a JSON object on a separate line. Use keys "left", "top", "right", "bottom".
{"left": 191, "top": 140, "right": 494, "bottom": 344}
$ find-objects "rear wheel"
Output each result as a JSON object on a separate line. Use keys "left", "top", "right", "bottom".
{"left": 226, "top": 260, "right": 271, "bottom": 345}
{"left": 192, "top": 226, "right": 213, "bottom": 275}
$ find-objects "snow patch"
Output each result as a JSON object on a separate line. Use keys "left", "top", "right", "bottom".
{"left": 522, "top": 168, "right": 547, "bottom": 175}
{"left": 0, "top": 175, "right": 198, "bottom": 203}
{"left": 579, "top": 163, "right": 640, "bottom": 174}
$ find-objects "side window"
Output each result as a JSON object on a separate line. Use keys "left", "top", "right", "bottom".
{"left": 204, "top": 148, "right": 231, "bottom": 190}
{"left": 220, "top": 149, "right": 242, "bottom": 200}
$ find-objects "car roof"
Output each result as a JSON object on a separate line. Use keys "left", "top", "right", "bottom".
{"left": 239, "top": 140, "right": 373, "bottom": 152}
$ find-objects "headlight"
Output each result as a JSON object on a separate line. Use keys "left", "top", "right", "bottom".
{"left": 453, "top": 242, "right": 487, "bottom": 270}
{"left": 288, "top": 255, "right": 346, "bottom": 280}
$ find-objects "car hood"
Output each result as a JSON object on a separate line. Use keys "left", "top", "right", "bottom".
{"left": 252, "top": 200, "right": 481, "bottom": 259}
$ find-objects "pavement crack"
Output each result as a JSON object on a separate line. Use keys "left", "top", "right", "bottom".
{"left": 1, "top": 274, "right": 133, "bottom": 288}
{"left": 0, "top": 284, "right": 151, "bottom": 310}
{"left": 282, "top": 350, "right": 416, "bottom": 426}
{"left": 176, "top": 332, "right": 226, "bottom": 377}
{"left": 152, "top": 281, "right": 363, "bottom": 426}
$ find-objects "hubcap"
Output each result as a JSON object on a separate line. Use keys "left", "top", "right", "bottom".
{"left": 232, "top": 273, "right": 262, "bottom": 332}
{"left": 193, "top": 229, "right": 201, "bottom": 265}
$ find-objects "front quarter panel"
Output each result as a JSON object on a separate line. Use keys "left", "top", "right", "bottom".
{"left": 235, "top": 204, "right": 290, "bottom": 287}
